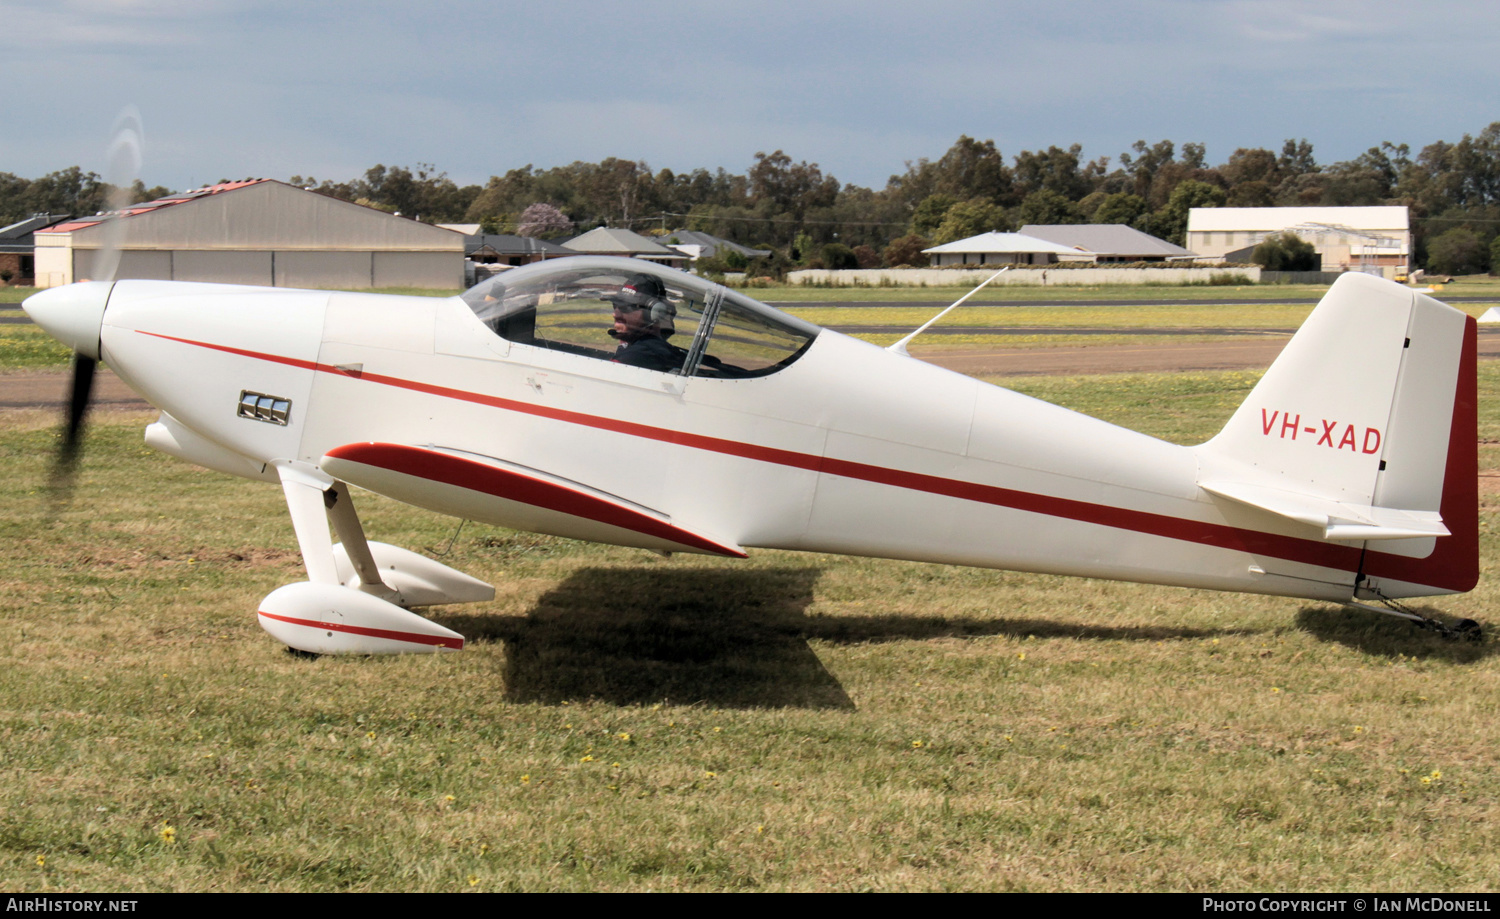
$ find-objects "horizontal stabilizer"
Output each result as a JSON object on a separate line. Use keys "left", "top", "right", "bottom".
{"left": 1200, "top": 480, "right": 1449, "bottom": 541}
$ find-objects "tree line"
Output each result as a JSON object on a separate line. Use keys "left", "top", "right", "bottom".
{"left": 6, "top": 123, "right": 1500, "bottom": 276}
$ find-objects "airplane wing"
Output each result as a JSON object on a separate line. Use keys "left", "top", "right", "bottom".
{"left": 320, "top": 442, "right": 748, "bottom": 558}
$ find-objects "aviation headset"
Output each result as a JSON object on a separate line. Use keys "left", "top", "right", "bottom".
{"left": 614, "top": 274, "right": 676, "bottom": 327}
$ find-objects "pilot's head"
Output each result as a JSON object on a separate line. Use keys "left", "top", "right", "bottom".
{"left": 610, "top": 273, "right": 675, "bottom": 341}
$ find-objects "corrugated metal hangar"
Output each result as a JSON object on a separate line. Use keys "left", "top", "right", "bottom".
{"left": 34, "top": 180, "right": 465, "bottom": 289}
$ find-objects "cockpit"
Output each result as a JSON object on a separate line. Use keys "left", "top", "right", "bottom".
{"left": 460, "top": 257, "right": 820, "bottom": 378}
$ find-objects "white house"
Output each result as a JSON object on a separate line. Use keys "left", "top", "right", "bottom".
{"left": 922, "top": 232, "right": 1083, "bottom": 267}
{"left": 1018, "top": 224, "right": 1194, "bottom": 262}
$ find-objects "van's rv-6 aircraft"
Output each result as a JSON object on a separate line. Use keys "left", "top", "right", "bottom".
{"left": 24, "top": 257, "right": 1481, "bottom": 653}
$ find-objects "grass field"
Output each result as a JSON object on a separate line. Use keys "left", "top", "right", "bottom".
{"left": 3, "top": 353, "right": 1499, "bottom": 892}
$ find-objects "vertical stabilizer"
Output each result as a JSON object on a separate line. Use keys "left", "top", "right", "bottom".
{"left": 1195, "top": 272, "right": 1477, "bottom": 597}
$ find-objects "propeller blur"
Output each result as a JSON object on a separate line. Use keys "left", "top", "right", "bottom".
{"left": 23, "top": 259, "right": 1481, "bottom": 653}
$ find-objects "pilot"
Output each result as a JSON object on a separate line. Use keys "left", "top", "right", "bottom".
{"left": 608, "top": 273, "right": 685, "bottom": 372}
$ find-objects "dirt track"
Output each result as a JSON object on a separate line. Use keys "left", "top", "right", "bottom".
{"left": 6, "top": 330, "right": 1500, "bottom": 410}
{"left": 910, "top": 337, "right": 1296, "bottom": 377}
{"left": 1, "top": 369, "right": 152, "bottom": 411}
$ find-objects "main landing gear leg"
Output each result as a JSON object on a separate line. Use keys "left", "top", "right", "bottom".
{"left": 256, "top": 462, "right": 492, "bottom": 655}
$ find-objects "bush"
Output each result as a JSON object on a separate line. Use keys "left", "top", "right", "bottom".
{"left": 1251, "top": 232, "right": 1319, "bottom": 271}
{"left": 743, "top": 248, "right": 792, "bottom": 281}
{"left": 1210, "top": 272, "right": 1254, "bottom": 285}
{"left": 882, "top": 234, "right": 930, "bottom": 268}
{"left": 820, "top": 243, "right": 858, "bottom": 270}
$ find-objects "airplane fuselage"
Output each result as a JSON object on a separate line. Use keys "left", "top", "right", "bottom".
{"left": 95, "top": 276, "right": 1453, "bottom": 607}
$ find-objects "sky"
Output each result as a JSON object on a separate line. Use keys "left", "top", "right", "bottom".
{"left": 4, "top": 0, "right": 1499, "bottom": 195}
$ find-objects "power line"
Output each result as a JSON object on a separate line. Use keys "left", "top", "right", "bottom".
{"left": 654, "top": 211, "right": 908, "bottom": 229}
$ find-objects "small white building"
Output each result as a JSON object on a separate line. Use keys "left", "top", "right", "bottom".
{"left": 1185, "top": 206, "right": 1409, "bottom": 276}
{"left": 922, "top": 232, "right": 1083, "bottom": 267}
{"left": 659, "top": 229, "right": 771, "bottom": 263}
{"left": 562, "top": 227, "right": 688, "bottom": 267}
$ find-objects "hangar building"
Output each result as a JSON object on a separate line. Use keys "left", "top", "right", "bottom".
{"left": 1184, "top": 206, "right": 1409, "bottom": 276}
{"left": 33, "top": 180, "right": 465, "bottom": 289}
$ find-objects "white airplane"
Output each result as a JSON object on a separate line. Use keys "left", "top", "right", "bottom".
{"left": 23, "top": 258, "right": 1481, "bottom": 653}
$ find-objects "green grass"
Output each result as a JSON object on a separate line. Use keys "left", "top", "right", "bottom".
{"left": 782, "top": 302, "right": 1316, "bottom": 330}
{"left": 761, "top": 283, "right": 1330, "bottom": 303}
{"left": 0, "top": 323, "right": 74, "bottom": 370}
{"left": 761, "top": 273, "right": 1500, "bottom": 301}
{"left": 3, "top": 363, "right": 1499, "bottom": 892}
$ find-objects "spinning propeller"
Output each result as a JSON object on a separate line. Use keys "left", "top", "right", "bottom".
{"left": 38, "top": 107, "right": 143, "bottom": 493}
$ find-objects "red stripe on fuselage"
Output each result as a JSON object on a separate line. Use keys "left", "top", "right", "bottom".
{"left": 143, "top": 330, "right": 1470, "bottom": 586}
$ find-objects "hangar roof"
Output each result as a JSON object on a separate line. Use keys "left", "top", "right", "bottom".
{"left": 42, "top": 180, "right": 265, "bottom": 234}
{"left": 37, "top": 180, "right": 463, "bottom": 251}
{"left": 466, "top": 234, "right": 574, "bottom": 257}
{"left": 1186, "top": 206, "right": 1409, "bottom": 233}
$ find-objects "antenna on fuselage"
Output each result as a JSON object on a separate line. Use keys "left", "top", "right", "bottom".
{"left": 886, "top": 266, "right": 1008, "bottom": 357}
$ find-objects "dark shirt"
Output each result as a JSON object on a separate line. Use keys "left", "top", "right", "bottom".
{"left": 615, "top": 336, "right": 685, "bottom": 372}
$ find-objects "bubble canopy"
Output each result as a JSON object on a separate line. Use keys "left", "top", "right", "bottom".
{"left": 460, "top": 257, "right": 820, "bottom": 378}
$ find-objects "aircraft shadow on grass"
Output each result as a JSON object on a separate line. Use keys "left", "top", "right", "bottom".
{"left": 442, "top": 566, "right": 1287, "bottom": 709}
{"left": 450, "top": 566, "right": 850, "bottom": 709}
